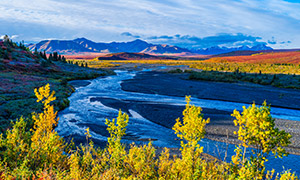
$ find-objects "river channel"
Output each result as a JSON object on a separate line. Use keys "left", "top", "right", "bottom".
{"left": 56, "top": 68, "right": 300, "bottom": 175}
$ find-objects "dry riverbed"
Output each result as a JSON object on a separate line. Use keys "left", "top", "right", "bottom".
{"left": 120, "top": 69, "right": 300, "bottom": 154}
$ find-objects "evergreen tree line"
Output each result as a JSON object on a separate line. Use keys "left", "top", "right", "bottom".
{"left": 33, "top": 48, "right": 89, "bottom": 68}
{"left": 1, "top": 35, "right": 18, "bottom": 48}
{"left": 0, "top": 35, "right": 29, "bottom": 60}
{"left": 1, "top": 35, "right": 29, "bottom": 52}
{"left": 34, "top": 49, "right": 67, "bottom": 64}
{"left": 66, "top": 60, "right": 89, "bottom": 68}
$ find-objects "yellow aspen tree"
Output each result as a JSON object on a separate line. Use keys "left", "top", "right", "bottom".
{"left": 231, "top": 101, "right": 291, "bottom": 178}
{"left": 172, "top": 96, "right": 210, "bottom": 179}
{"left": 30, "top": 84, "right": 66, "bottom": 168}
{"left": 105, "top": 110, "right": 129, "bottom": 174}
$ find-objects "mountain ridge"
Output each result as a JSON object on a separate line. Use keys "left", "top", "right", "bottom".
{"left": 28, "top": 38, "right": 190, "bottom": 54}
{"left": 28, "top": 38, "right": 273, "bottom": 55}
{"left": 192, "top": 44, "right": 273, "bottom": 55}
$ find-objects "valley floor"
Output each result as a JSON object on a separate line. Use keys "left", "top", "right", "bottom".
{"left": 119, "top": 68, "right": 300, "bottom": 154}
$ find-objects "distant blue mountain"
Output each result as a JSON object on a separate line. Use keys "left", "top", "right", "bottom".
{"left": 191, "top": 44, "right": 273, "bottom": 55}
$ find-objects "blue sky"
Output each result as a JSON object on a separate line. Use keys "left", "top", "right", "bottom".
{"left": 0, "top": 0, "right": 300, "bottom": 49}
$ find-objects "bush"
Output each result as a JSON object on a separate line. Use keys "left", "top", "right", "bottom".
{"left": 168, "top": 68, "right": 183, "bottom": 73}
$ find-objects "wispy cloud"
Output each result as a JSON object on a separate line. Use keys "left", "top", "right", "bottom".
{"left": 0, "top": 0, "right": 299, "bottom": 48}
{"left": 148, "top": 35, "right": 174, "bottom": 40}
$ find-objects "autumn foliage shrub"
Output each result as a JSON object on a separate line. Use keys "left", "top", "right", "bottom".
{"left": 0, "top": 84, "right": 298, "bottom": 179}
{"left": 231, "top": 102, "right": 293, "bottom": 179}
{"left": 0, "top": 84, "right": 68, "bottom": 179}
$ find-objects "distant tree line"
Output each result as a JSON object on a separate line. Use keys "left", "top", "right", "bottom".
{"left": 34, "top": 49, "right": 67, "bottom": 63}
{"left": 66, "top": 60, "right": 88, "bottom": 68}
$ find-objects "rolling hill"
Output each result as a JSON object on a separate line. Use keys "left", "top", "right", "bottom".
{"left": 206, "top": 51, "right": 300, "bottom": 64}
{"left": 96, "top": 52, "right": 177, "bottom": 60}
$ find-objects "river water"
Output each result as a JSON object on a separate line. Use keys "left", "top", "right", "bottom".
{"left": 56, "top": 68, "right": 300, "bottom": 175}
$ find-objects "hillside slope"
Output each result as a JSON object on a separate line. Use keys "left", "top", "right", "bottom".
{"left": 0, "top": 38, "right": 112, "bottom": 131}
{"left": 206, "top": 51, "right": 300, "bottom": 64}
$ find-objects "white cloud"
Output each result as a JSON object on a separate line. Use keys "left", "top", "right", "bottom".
{"left": 11, "top": 35, "right": 19, "bottom": 39}
{"left": 0, "top": 34, "right": 19, "bottom": 40}
{"left": 0, "top": 0, "right": 299, "bottom": 48}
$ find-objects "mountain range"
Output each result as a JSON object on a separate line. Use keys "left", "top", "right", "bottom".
{"left": 28, "top": 38, "right": 190, "bottom": 54}
{"left": 193, "top": 44, "right": 273, "bottom": 55}
{"left": 28, "top": 38, "right": 273, "bottom": 55}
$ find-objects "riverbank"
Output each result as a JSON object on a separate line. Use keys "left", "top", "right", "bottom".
{"left": 120, "top": 70, "right": 300, "bottom": 154}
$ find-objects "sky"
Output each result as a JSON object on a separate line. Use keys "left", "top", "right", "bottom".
{"left": 0, "top": 0, "right": 300, "bottom": 49}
